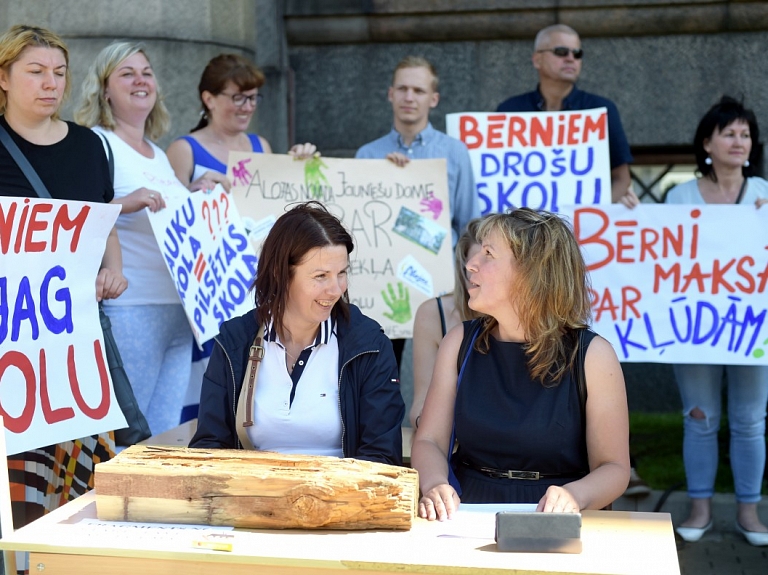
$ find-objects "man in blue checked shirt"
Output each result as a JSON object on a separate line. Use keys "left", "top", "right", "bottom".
{"left": 356, "top": 56, "right": 481, "bottom": 248}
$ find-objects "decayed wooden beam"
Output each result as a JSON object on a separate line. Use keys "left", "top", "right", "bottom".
{"left": 95, "top": 445, "right": 418, "bottom": 530}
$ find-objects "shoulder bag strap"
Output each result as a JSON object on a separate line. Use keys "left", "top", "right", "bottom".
{"left": 735, "top": 178, "right": 748, "bottom": 204}
{"left": 575, "top": 329, "right": 589, "bottom": 463}
{"left": 447, "top": 318, "right": 483, "bottom": 493}
{"left": 97, "top": 131, "right": 115, "bottom": 184}
{"left": 436, "top": 297, "right": 447, "bottom": 337}
{"left": 0, "top": 122, "right": 52, "bottom": 198}
{"left": 235, "top": 323, "right": 265, "bottom": 450}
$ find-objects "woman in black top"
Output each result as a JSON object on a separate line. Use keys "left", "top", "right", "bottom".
{"left": 0, "top": 24, "right": 126, "bottom": 530}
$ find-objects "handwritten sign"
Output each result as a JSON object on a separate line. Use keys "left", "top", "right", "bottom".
{"left": 0, "top": 198, "right": 127, "bottom": 455}
{"left": 446, "top": 110, "right": 611, "bottom": 214}
{"left": 147, "top": 187, "right": 258, "bottom": 345}
{"left": 562, "top": 204, "right": 768, "bottom": 364}
{"left": 228, "top": 154, "right": 454, "bottom": 338}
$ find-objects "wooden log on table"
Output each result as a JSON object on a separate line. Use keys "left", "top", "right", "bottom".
{"left": 95, "top": 445, "right": 418, "bottom": 530}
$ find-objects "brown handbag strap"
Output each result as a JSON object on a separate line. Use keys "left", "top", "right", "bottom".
{"left": 235, "top": 323, "right": 265, "bottom": 450}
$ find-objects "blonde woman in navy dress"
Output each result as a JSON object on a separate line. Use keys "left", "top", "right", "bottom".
{"left": 412, "top": 208, "right": 630, "bottom": 519}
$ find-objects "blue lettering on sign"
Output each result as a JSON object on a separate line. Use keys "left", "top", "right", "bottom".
{"left": 496, "top": 181, "right": 518, "bottom": 212}
{"left": 39, "top": 265, "right": 73, "bottom": 336}
{"left": 570, "top": 147, "right": 594, "bottom": 176}
{"left": 613, "top": 296, "right": 767, "bottom": 359}
{"left": 524, "top": 151, "right": 546, "bottom": 177}
{"left": 190, "top": 224, "right": 260, "bottom": 334}
{"left": 0, "top": 267, "right": 74, "bottom": 346}
{"left": 402, "top": 265, "right": 430, "bottom": 292}
{"left": 477, "top": 183, "right": 493, "bottom": 214}
{"left": 477, "top": 147, "right": 605, "bottom": 213}
{"left": 521, "top": 182, "right": 548, "bottom": 211}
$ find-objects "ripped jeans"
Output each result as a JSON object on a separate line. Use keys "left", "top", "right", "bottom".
{"left": 673, "top": 364, "right": 768, "bottom": 503}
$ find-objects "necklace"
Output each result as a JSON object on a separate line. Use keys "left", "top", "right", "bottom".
{"left": 283, "top": 347, "right": 299, "bottom": 371}
{"left": 208, "top": 129, "right": 241, "bottom": 148}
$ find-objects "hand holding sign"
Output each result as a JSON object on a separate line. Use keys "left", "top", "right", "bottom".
{"left": 0, "top": 198, "right": 127, "bottom": 455}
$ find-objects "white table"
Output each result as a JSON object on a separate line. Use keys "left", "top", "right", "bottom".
{"left": 0, "top": 491, "right": 680, "bottom": 575}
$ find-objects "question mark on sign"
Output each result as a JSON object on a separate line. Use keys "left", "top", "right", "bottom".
{"left": 220, "top": 192, "right": 230, "bottom": 223}
{"left": 201, "top": 200, "right": 215, "bottom": 240}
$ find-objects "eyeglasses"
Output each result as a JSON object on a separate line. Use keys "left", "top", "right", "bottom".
{"left": 220, "top": 92, "right": 263, "bottom": 107}
{"left": 537, "top": 47, "right": 584, "bottom": 59}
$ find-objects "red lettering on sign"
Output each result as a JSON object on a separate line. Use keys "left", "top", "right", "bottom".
{"left": 68, "top": 340, "right": 110, "bottom": 420}
{"left": 0, "top": 351, "right": 36, "bottom": 433}
{"left": 39, "top": 348, "right": 75, "bottom": 424}
{"left": 459, "top": 115, "right": 482, "bottom": 149}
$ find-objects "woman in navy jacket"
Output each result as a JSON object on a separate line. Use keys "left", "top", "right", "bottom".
{"left": 190, "top": 202, "right": 404, "bottom": 465}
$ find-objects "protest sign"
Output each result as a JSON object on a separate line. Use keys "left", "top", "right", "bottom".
{"left": 147, "top": 186, "right": 258, "bottom": 346}
{"left": 0, "top": 198, "right": 127, "bottom": 455}
{"left": 446, "top": 110, "right": 611, "bottom": 214}
{"left": 562, "top": 204, "right": 768, "bottom": 365}
{"left": 228, "top": 153, "right": 454, "bottom": 338}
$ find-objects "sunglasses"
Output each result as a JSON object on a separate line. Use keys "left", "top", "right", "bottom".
{"left": 537, "top": 47, "right": 584, "bottom": 59}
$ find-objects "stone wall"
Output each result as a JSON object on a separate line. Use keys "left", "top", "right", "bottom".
{"left": 0, "top": 0, "right": 259, "bottom": 149}
{"left": 285, "top": 1, "right": 768, "bottom": 165}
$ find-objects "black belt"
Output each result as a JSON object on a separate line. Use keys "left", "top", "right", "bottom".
{"left": 461, "top": 460, "right": 586, "bottom": 481}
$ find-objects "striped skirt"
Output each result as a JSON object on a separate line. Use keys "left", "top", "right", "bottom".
{"left": 7, "top": 432, "right": 115, "bottom": 528}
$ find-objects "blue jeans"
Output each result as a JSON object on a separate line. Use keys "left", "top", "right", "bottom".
{"left": 673, "top": 364, "right": 768, "bottom": 503}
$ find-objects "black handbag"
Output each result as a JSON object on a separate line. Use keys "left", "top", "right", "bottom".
{"left": 0, "top": 122, "right": 151, "bottom": 445}
{"left": 98, "top": 304, "right": 152, "bottom": 444}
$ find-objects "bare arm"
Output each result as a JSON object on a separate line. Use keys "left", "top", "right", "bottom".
{"left": 537, "top": 336, "right": 630, "bottom": 512}
{"left": 610, "top": 164, "right": 633, "bottom": 204}
{"left": 410, "top": 297, "right": 446, "bottom": 427}
{"left": 166, "top": 138, "right": 194, "bottom": 187}
{"left": 96, "top": 227, "right": 128, "bottom": 301}
{"left": 111, "top": 188, "right": 166, "bottom": 214}
{"left": 167, "top": 138, "right": 231, "bottom": 193}
{"left": 411, "top": 324, "right": 465, "bottom": 521}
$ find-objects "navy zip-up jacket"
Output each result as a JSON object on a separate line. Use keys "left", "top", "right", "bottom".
{"left": 190, "top": 305, "right": 404, "bottom": 466}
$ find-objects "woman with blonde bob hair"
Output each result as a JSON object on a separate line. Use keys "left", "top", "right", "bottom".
{"left": 412, "top": 208, "right": 630, "bottom": 520}
{"left": 74, "top": 42, "right": 208, "bottom": 438}
{"left": 0, "top": 24, "right": 125, "bottom": 539}
{"left": 76, "top": 41, "right": 169, "bottom": 142}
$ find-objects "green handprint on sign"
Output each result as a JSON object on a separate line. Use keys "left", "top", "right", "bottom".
{"left": 382, "top": 282, "right": 411, "bottom": 324}
{"left": 304, "top": 154, "right": 329, "bottom": 199}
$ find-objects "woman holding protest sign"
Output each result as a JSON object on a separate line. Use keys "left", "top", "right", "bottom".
{"left": 0, "top": 24, "right": 126, "bottom": 534}
{"left": 166, "top": 54, "right": 316, "bottom": 423}
{"left": 190, "top": 201, "right": 404, "bottom": 465}
{"left": 665, "top": 96, "right": 768, "bottom": 546}
{"left": 166, "top": 53, "right": 315, "bottom": 190}
{"left": 411, "top": 208, "right": 630, "bottom": 519}
{"left": 75, "top": 42, "right": 213, "bottom": 438}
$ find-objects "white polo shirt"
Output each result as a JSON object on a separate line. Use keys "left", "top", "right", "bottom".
{"left": 246, "top": 316, "right": 343, "bottom": 457}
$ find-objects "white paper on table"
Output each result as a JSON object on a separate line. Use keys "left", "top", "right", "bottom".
{"left": 436, "top": 504, "right": 537, "bottom": 539}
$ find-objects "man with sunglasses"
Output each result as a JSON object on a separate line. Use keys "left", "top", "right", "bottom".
{"left": 497, "top": 24, "right": 635, "bottom": 206}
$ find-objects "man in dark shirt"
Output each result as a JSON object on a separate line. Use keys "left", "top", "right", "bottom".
{"left": 497, "top": 24, "right": 637, "bottom": 207}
